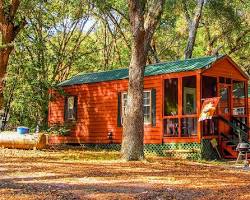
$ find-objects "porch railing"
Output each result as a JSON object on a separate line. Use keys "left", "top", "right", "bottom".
{"left": 216, "top": 115, "right": 249, "bottom": 143}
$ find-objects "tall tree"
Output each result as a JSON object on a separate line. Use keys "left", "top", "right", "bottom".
{"left": 3, "top": 0, "right": 97, "bottom": 129}
{"left": 182, "top": 0, "right": 205, "bottom": 58}
{"left": 0, "top": 0, "right": 26, "bottom": 108}
{"left": 121, "top": 0, "right": 164, "bottom": 161}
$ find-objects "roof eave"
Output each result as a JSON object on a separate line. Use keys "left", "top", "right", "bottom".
{"left": 224, "top": 55, "right": 249, "bottom": 80}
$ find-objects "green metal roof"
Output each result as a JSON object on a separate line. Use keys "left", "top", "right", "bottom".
{"left": 58, "top": 55, "right": 224, "bottom": 87}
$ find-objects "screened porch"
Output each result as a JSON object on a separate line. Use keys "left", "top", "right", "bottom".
{"left": 163, "top": 74, "right": 248, "bottom": 141}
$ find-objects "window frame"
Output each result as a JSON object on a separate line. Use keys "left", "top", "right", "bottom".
{"left": 163, "top": 76, "right": 198, "bottom": 138}
{"left": 121, "top": 90, "right": 152, "bottom": 125}
{"left": 121, "top": 92, "right": 128, "bottom": 124}
{"left": 183, "top": 87, "right": 196, "bottom": 115}
{"left": 143, "top": 90, "right": 152, "bottom": 125}
{"left": 164, "top": 78, "right": 178, "bottom": 116}
{"left": 64, "top": 96, "right": 77, "bottom": 122}
{"left": 233, "top": 107, "right": 245, "bottom": 115}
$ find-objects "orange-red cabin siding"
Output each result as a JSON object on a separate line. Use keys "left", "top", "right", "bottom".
{"left": 202, "top": 57, "right": 246, "bottom": 81}
{"left": 49, "top": 76, "right": 163, "bottom": 144}
{"left": 48, "top": 56, "right": 249, "bottom": 145}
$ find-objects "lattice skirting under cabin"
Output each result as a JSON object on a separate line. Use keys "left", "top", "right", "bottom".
{"left": 200, "top": 139, "right": 220, "bottom": 160}
{"left": 79, "top": 141, "right": 218, "bottom": 160}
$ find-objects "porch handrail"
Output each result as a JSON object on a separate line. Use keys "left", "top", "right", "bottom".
{"left": 216, "top": 115, "right": 249, "bottom": 143}
{"left": 232, "top": 116, "right": 250, "bottom": 132}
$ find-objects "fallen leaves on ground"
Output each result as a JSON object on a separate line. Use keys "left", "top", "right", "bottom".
{"left": 0, "top": 147, "right": 249, "bottom": 200}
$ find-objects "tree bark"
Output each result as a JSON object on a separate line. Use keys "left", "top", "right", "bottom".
{"left": 0, "top": 0, "right": 23, "bottom": 109}
{"left": 183, "top": 0, "right": 205, "bottom": 59}
{"left": 149, "top": 42, "right": 160, "bottom": 63}
{"left": 121, "top": 0, "right": 164, "bottom": 161}
{"left": 0, "top": 24, "right": 15, "bottom": 108}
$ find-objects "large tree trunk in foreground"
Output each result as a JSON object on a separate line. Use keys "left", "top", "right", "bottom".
{"left": 0, "top": 23, "right": 16, "bottom": 108}
{"left": 121, "top": 0, "right": 164, "bottom": 161}
{"left": 183, "top": 0, "right": 205, "bottom": 59}
{"left": 0, "top": 0, "right": 24, "bottom": 109}
{"left": 0, "top": 47, "right": 13, "bottom": 108}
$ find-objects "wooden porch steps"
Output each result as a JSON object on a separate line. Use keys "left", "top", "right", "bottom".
{"left": 217, "top": 116, "right": 249, "bottom": 159}
{"left": 221, "top": 141, "right": 238, "bottom": 158}
{"left": 221, "top": 140, "right": 250, "bottom": 159}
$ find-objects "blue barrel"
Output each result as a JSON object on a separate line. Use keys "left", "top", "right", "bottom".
{"left": 17, "top": 126, "right": 29, "bottom": 134}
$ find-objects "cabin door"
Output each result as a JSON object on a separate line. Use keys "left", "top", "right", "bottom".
{"left": 218, "top": 84, "right": 232, "bottom": 135}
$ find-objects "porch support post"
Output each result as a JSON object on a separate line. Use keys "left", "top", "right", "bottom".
{"left": 216, "top": 76, "right": 223, "bottom": 148}
{"left": 245, "top": 81, "right": 249, "bottom": 140}
{"left": 196, "top": 72, "right": 201, "bottom": 142}
{"left": 230, "top": 79, "right": 233, "bottom": 117}
{"left": 178, "top": 77, "right": 183, "bottom": 137}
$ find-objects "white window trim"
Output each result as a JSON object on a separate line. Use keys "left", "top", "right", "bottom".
{"left": 121, "top": 92, "right": 127, "bottom": 124}
{"left": 233, "top": 107, "right": 245, "bottom": 115}
{"left": 121, "top": 90, "right": 152, "bottom": 125}
{"left": 143, "top": 90, "right": 152, "bottom": 125}
{"left": 66, "top": 96, "right": 76, "bottom": 121}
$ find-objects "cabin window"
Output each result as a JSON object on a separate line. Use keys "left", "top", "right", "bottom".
{"left": 182, "top": 76, "right": 196, "bottom": 115}
{"left": 219, "top": 77, "right": 225, "bottom": 83}
{"left": 164, "top": 118, "right": 178, "bottom": 137}
{"left": 121, "top": 91, "right": 152, "bottom": 124}
{"left": 143, "top": 91, "right": 151, "bottom": 124}
{"left": 202, "top": 76, "right": 217, "bottom": 98}
{"left": 121, "top": 93, "right": 128, "bottom": 119}
{"left": 201, "top": 76, "right": 219, "bottom": 136}
{"left": 164, "top": 76, "right": 198, "bottom": 137}
{"left": 233, "top": 107, "right": 245, "bottom": 115}
{"left": 226, "top": 78, "right": 231, "bottom": 84}
{"left": 202, "top": 118, "right": 218, "bottom": 136}
{"left": 219, "top": 86, "right": 230, "bottom": 114}
{"left": 232, "top": 80, "right": 246, "bottom": 116}
{"left": 164, "top": 78, "right": 178, "bottom": 116}
{"left": 181, "top": 117, "right": 197, "bottom": 137}
{"left": 65, "top": 96, "right": 77, "bottom": 121}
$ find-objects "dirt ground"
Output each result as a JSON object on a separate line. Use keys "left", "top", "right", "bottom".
{"left": 0, "top": 147, "right": 250, "bottom": 200}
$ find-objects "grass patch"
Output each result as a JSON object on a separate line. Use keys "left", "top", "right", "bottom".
{"left": 59, "top": 150, "right": 121, "bottom": 161}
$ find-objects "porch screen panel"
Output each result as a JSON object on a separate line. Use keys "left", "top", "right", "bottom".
{"left": 232, "top": 81, "right": 246, "bottom": 116}
{"left": 201, "top": 76, "right": 218, "bottom": 136}
{"left": 164, "top": 118, "right": 178, "bottom": 137}
{"left": 181, "top": 117, "right": 197, "bottom": 137}
{"left": 219, "top": 86, "right": 229, "bottom": 114}
{"left": 164, "top": 78, "right": 178, "bottom": 116}
{"left": 202, "top": 118, "right": 218, "bottom": 136}
{"left": 202, "top": 76, "right": 217, "bottom": 98}
{"left": 182, "top": 76, "right": 196, "bottom": 115}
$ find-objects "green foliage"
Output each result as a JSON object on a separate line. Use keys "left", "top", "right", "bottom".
{"left": 3, "top": 0, "right": 250, "bottom": 130}
{"left": 47, "top": 123, "right": 71, "bottom": 136}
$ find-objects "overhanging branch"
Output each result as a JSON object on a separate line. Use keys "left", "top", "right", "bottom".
{"left": 144, "top": 0, "right": 165, "bottom": 53}
{"left": 10, "top": 0, "right": 20, "bottom": 20}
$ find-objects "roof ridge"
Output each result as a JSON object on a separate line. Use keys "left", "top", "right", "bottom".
{"left": 58, "top": 55, "right": 225, "bottom": 87}
{"left": 71, "top": 55, "right": 223, "bottom": 78}
{"left": 74, "top": 67, "right": 128, "bottom": 77}
{"left": 147, "top": 54, "right": 223, "bottom": 67}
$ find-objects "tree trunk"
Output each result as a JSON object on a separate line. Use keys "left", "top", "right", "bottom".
{"left": 183, "top": 0, "right": 205, "bottom": 59}
{"left": 121, "top": 0, "right": 146, "bottom": 161}
{"left": 0, "top": 48, "right": 12, "bottom": 108}
{"left": 0, "top": 0, "right": 23, "bottom": 109}
{"left": 121, "top": 54, "right": 146, "bottom": 160}
{"left": 0, "top": 24, "right": 15, "bottom": 108}
{"left": 121, "top": 0, "right": 164, "bottom": 161}
{"left": 149, "top": 39, "right": 160, "bottom": 63}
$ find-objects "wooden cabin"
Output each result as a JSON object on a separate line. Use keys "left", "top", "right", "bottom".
{"left": 48, "top": 55, "right": 249, "bottom": 159}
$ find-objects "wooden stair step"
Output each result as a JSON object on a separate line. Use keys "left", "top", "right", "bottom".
{"left": 224, "top": 155, "right": 236, "bottom": 159}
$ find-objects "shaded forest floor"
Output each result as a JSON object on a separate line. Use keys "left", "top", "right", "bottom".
{"left": 0, "top": 147, "right": 250, "bottom": 200}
